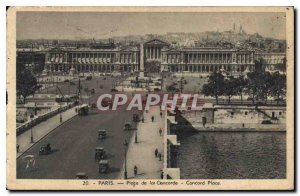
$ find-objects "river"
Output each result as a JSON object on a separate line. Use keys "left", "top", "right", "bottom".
{"left": 174, "top": 131, "right": 286, "bottom": 179}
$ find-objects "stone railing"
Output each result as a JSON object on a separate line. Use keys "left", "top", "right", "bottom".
{"left": 163, "top": 109, "right": 181, "bottom": 179}
{"left": 16, "top": 103, "right": 75, "bottom": 136}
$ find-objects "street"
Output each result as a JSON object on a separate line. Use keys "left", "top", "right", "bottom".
{"left": 17, "top": 75, "right": 142, "bottom": 179}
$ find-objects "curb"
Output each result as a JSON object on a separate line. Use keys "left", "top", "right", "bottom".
{"left": 17, "top": 113, "right": 78, "bottom": 159}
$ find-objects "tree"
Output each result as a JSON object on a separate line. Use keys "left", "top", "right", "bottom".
{"left": 201, "top": 71, "right": 225, "bottom": 104}
{"left": 234, "top": 75, "right": 248, "bottom": 104}
{"left": 244, "top": 72, "right": 263, "bottom": 105}
{"left": 17, "top": 69, "right": 40, "bottom": 103}
{"left": 269, "top": 71, "right": 286, "bottom": 105}
{"left": 223, "top": 76, "right": 237, "bottom": 104}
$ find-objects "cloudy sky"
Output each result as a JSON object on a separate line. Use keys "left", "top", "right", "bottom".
{"left": 16, "top": 12, "right": 286, "bottom": 40}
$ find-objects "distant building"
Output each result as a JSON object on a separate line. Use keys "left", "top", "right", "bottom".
{"left": 254, "top": 52, "right": 286, "bottom": 73}
{"left": 16, "top": 38, "right": 286, "bottom": 75}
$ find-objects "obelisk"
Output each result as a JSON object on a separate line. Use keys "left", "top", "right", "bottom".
{"left": 139, "top": 43, "right": 144, "bottom": 77}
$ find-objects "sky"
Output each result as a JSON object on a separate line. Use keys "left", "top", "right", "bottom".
{"left": 16, "top": 12, "right": 286, "bottom": 40}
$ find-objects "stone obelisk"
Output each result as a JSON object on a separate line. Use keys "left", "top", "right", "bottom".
{"left": 139, "top": 43, "right": 144, "bottom": 77}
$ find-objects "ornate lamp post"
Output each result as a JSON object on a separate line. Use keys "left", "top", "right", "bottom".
{"left": 30, "top": 114, "right": 34, "bottom": 143}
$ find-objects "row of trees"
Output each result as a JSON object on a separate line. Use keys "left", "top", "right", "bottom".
{"left": 201, "top": 71, "right": 286, "bottom": 105}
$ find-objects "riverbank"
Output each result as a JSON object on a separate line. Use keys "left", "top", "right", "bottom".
{"left": 174, "top": 123, "right": 286, "bottom": 132}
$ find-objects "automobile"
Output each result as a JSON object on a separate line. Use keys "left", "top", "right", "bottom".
{"left": 154, "top": 82, "right": 161, "bottom": 86}
{"left": 75, "top": 172, "right": 88, "bottom": 179}
{"left": 110, "top": 88, "right": 118, "bottom": 92}
{"left": 64, "top": 79, "right": 70, "bottom": 82}
{"left": 124, "top": 122, "right": 133, "bottom": 131}
{"left": 153, "top": 88, "right": 161, "bottom": 92}
{"left": 39, "top": 144, "right": 52, "bottom": 155}
{"left": 86, "top": 76, "right": 92, "bottom": 80}
{"left": 98, "top": 130, "right": 107, "bottom": 139}
{"left": 69, "top": 81, "right": 76, "bottom": 85}
{"left": 77, "top": 104, "right": 89, "bottom": 116}
{"left": 103, "top": 77, "right": 107, "bottom": 80}
{"left": 99, "top": 160, "right": 109, "bottom": 173}
{"left": 132, "top": 114, "right": 140, "bottom": 122}
{"left": 95, "top": 147, "right": 106, "bottom": 160}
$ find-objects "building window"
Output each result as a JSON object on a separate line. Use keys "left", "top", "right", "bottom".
{"left": 245, "top": 111, "right": 248, "bottom": 115}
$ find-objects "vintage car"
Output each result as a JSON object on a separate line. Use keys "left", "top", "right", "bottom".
{"left": 132, "top": 114, "right": 140, "bottom": 122}
{"left": 39, "top": 144, "right": 52, "bottom": 155}
{"left": 95, "top": 147, "right": 106, "bottom": 160}
{"left": 98, "top": 130, "right": 107, "bottom": 139}
{"left": 124, "top": 122, "right": 133, "bottom": 131}
{"left": 77, "top": 104, "right": 89, "bottom": 116}
{"left": 75, "top": 172, "right": 88, "bottom": 179}
{"left": 99, "top": 160, "right": 109, "bottom": 173}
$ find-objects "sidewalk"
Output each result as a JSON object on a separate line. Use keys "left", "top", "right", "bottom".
{"left": 17, "top": 107, "right": 77, "bottom": 158}
{"left": 120, "top": 106, "right": 165, "bottom": 179}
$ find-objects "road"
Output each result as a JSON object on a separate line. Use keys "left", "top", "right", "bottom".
{"left": 17, "top": 75, "right": 142, "bottom": 179}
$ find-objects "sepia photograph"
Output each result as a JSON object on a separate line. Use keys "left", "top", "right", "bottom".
{"left": 6, "top": 6, "right": 294, "bottom": 190}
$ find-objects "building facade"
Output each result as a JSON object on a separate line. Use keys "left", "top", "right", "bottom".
{"left": 254, "top": 52, "right": 286, "bottom": 73}
{"left": 16, "top": 38, "right": 286, "bottom": 75}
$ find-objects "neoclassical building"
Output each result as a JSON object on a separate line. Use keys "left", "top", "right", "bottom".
{"left": 17, "top": 38, "right": 286, "bottom": 74}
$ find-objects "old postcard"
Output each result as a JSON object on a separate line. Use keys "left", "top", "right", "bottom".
{"left": 6, "top": 6, "right": 294, "bottom": 190}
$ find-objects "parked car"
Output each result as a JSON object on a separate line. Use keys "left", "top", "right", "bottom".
{"left": 86, "top": 76, "right": 92, "bottom": 80}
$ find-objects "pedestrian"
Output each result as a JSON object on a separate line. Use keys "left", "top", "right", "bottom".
{"left": 151, "top": 116, "right": 154, "bottom": 122}
{"left": 17, "top": 144, "right": 19, "bottom": 153}
{"left": 161, "top": 171, "right": 164, "bottom": 179}
{"left": 158, "top": 152, "right": 162, "bottom": 161}
{"left": 160, "top": 111, "right": 163, "bottom": 118}
{"left": 134, "top": 165, "right": 138, "bottom": 176}
{"left": 242, "top": 123, "right": 245, "bottom": 128}
{"left": 155, "top": 148, "right": 158, "bottom": 157}
{"left": 159, "top": 128, "right": 162, "bottom": 136}
{"left": 142, "top": 117, "right": 144, "bottom": 123}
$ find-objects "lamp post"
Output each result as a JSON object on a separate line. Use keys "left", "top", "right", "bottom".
{"left": 135, "top": 129, "right": 138, "bottom": 143}
{"left": 123, "top": 139, "right": 128, "bottom": 179}
{"left": 59, "top": 102, "right": 63, "bottom": 123}
{"left": 30, "top": 114, "right": 34, "bottom": 143}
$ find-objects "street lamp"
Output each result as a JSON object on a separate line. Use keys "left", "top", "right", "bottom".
{"left": 30, "top": 114, "right": 34, "bottom": 143}
{"left": 123, "top": 139, "right": 128, "bottom": 179}
{"left": 135, "top": 129, "right": 138, "bottom": 143}
{"left": 60, "top": 103, "right": 63, "bottom": 123}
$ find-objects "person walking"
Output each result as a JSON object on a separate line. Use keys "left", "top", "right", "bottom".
{"left": 159, "top": 128, "right": 162, "bottom": 136}
{"left": 151, "top": 116, "right": 154, "bottom": 122}
{"left": 161, "top": 171, "right": 164, "bottom": 179}
{"left": 158, "top": 152, "right": 162, "bottom": 161}
{"left": 160, "top": 111, "right": 163, "bottom": 118}
{"left": 17, "top": 144, "right": 20, "bottom": 153}
{"left": 155, "top": 148, "right": 158, "bottom": 157}
{"left": 134, "top": 165, "right": 138, "bottom": 176}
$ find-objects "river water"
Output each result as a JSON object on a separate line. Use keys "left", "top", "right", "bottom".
{"left": 175, "top": 131, "right": 286, "bottom": 179}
